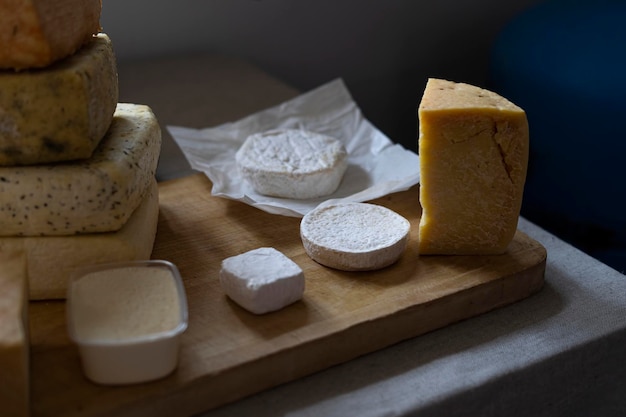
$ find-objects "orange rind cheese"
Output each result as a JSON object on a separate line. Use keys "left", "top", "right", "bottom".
{"left": 0, "top": 0, "right": 102, "bottom": 70}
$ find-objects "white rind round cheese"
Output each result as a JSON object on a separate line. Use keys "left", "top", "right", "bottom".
{"left": 235, "top": 129, "right": 348, "bottom": 199}
{"left": 219, "top": 247, "right": 305, "bottom": 315}
{"left": 300, "top": 202, "right": 410, "bottom": 271}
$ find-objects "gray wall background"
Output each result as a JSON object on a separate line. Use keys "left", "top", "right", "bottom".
{"left": 101, "top": 0, "right": 543, "bottom": 151}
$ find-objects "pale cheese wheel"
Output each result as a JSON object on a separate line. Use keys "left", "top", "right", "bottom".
{"left": 300, "top": 202, "right": 410, "bottom": 271}
{"left": 0, "top": 0, "right": 102, "bottom": 70}
{"left": 0, "top": 33, "right": 118, "bottom": 165}
{"left": 236, "top": 129, "right": 348, "bottom": 199}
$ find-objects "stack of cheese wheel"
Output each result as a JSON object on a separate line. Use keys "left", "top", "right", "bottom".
{"left": 0, "top": 0, "right": 162, "bottom": 301}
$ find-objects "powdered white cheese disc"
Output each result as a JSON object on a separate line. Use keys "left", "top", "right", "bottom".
{"left": 220, "top": 247, "right": 305, "bottom": 314}
{"left": 235, "top": 129, "right": 348, "bottom": 199}
{"left": 300, "top": 202, "right": 410, "bottom": 271}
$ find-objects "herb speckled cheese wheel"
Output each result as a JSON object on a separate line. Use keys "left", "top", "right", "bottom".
{"left": 236, "top": 129, "right": 348, "bottom": 199}
{"left": 0, "top": 179, "right": 160, "bottom": 300}
{"left": 0, "top": 0, "right": 101, "bottom": 70}
{"left": 0, "top": 103, "right": 161, "bottom": 237}
{"left": 0, "top": 33, "right": 118, "bottom": 165}
{"left": 300, "top": 202, "right": 410, "bottom": 271}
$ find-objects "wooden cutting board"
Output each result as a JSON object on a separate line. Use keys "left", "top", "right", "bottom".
{"left": 29, "top": 173, "right": 547, "bottom": 417}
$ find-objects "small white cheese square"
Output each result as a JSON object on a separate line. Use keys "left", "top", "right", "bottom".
{"left": 219, "top": 247, "right": 305, "bottom": 314}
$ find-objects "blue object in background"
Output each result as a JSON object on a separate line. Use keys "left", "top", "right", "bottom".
{"left": 489, "top": 0, "right": 626, "bottom": 272}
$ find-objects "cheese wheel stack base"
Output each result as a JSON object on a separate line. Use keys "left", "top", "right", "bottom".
{"left": 1, "top": 180, "right": 161, "bottom": 300}
{"left": 0, "top": 251, "right": 29, "bottom": 417}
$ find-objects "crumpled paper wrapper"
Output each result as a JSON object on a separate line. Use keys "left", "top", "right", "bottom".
{"left": 167, "top": 78, "right": 419, "bottom": 217}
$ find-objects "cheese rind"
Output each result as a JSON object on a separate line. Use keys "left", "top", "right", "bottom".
{"left": 300, "top": 202, "right": 410, "bottom": 271}
{"left": 0, "top": 103, "right": 161, "bottom": 236}
{"left": 0, "top": 179, "right": 160, "bottom": 300}
{"left": 417, "top": 78, "right": 529, "bottom": 255}
{"left": 220, "top": 247, "right": 305, "bottom": 314}
{"left": 0, "top": 250, "right": 29, "bottom": 417}
{"left": 0, "top": 0, "right": 102, "bottom": 69}
{"left": 236, "top": 129, "right": 348, "bottom": 199}
{"left": 0, "top": 33, "right": 118, "bottom": 165}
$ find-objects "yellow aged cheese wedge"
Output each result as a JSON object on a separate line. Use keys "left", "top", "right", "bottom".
{"left": 0, "top": 250, "right": 29, "bottom": 417}
{"left": 417, "top": 78, "right": 529, "bottom": 255}
{"left": 0, "top": 33, "right": 118, "bottom": 166}
{"left": 0, "top": 103, "right": 161, "bottom": 237}
{"left": 0, "top": 0, "right": 102, "bottom": 69}
{"left": 0, "top": 180, "right": 160, "bottom": 300}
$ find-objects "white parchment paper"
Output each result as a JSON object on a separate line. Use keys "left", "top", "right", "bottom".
{"left": 167, "top": 78, "right": 419, "bottom": 217}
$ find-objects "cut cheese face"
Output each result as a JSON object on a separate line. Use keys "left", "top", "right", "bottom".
{"left": 0, "top": 250, "right": 29, "bottom": 417}
{"left": 0, "top": 179, "right": 160, "bottom": 300}
{"left": 417, "top": 78, "right": 529, "bottom": 255}
{"left": 0, "top": 33, "right": 118, "bottom": 165}
{"left": 0, "top": 103, "right": 161, "bottom": 237}
{"left": 236, "top": 129, "right": 348, "bottom": 199}
{"left": 0, "top": 0, "right": 102, "bottom": 69}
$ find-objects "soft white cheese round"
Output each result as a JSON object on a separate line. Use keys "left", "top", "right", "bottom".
{"left": 219, "top": 247, "right": 305, "bottom": 314}
{"left": 235, "top": 129, "right": 348, "bottom": 199}
{"left": 300, "top": 203, "right": 410, "bottom": 271}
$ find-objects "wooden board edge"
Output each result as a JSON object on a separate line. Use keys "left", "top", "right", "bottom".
{"left": 108, "top": 251, "right": 547, "bottom": 417}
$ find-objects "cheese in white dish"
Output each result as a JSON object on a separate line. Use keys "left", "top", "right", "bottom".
{"left": 235, "top": 129, "right": 348, "bottom": 199}
{"left": 300, "top": 202, "right": 410, "bottom": 271}
{"left": 67, "top": 260, "right": 188, "bottom": 385}
{"left": 220, "top": 247, "right": 305, "bottom": 314}
{"left": 0, "top": 179, "right": 160, "bottom": 300}
{"left": 0, "top": 103, "right": 161, "bottom": 237}
{"left": 0, "top": 33, "right": 118, "bottom": 165}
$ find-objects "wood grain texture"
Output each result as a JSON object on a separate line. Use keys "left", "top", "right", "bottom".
{"left": 29, "top": 173, "right": 546, "bottom": 417}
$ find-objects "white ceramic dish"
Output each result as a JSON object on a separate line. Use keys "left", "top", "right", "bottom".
{"left": 66, "top": 260, "right": 188, "bottom": 385}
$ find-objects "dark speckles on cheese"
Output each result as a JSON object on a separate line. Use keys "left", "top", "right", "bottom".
{"left": 0, "top": 34, "right": 118, "bottom": 166}
{"left": 0, "top": 103, "right": 161, "bottom": 237}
